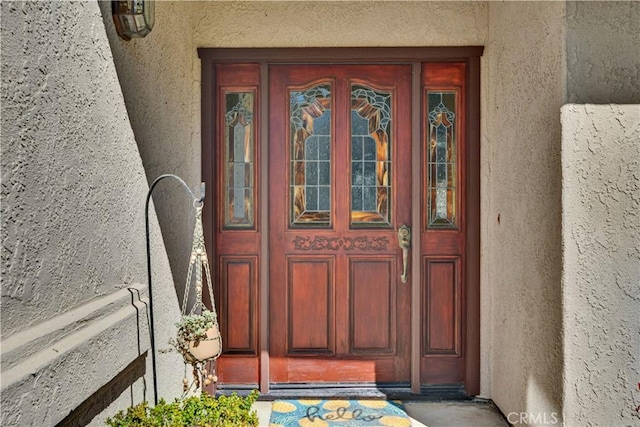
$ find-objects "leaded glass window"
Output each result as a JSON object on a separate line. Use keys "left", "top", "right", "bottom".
{"left": 350, "top": 85, "right": 392, "bottom": 226}
{"left": 290, "top": 84, "right": 332, "bottom": 226}
{"left": 427, "top": 92, "right": 456, "bottom": 228}
{"left": 224, "top": 92, "right": 255, "bottom": 228}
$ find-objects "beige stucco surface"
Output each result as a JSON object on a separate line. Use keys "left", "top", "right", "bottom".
{"left": 566, "top": 1, "right": 640, "bottom": 104}
{"left": 561, "top": 104, "right": 640, "bottom": 426}
{"left": 2, "top": 1, "right": 638, "bottom": 426}
{"left": 482, "top": 1, "right": 565, "bottom": 422}
{"left": 1, "top": 1, "right": 183, "bottom": 425}
{"left": 190, "top": 1, "right": 488, "bottom": 48}
{"left": 98, "top": 1, "right": 201, "bottom": 302}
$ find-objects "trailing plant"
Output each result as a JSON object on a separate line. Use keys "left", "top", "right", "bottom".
{"left": 170, "top": 309, "right": 222, "bottom": 393}
{"left": 105, "top": 390, "right": 259, "bottom": 427}
{"left": 173, "top": 310, "right": 217, "bottom": 358}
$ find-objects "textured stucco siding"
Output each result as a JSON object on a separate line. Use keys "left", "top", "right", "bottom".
{"left": 4, "top": 0, "right": 636, "bottom": 425}
{"left": 98, "top": 1, "right": 200, "bottom": 302}
{"left": 191, "top": 1, "right": 488, "bottom": 48}
{"left": 1, "top": 1, "right": 182, "bottom": 425}
{"left": 483, "top": 2, "right": 565, "bottom": 423}
{"left": 566, "top": 1, "right": 640, "bottom": 104}
{"left": 561, "top": 104, "right": 640, "bottom": 426}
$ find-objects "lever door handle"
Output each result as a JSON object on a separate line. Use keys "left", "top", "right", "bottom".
{"left": 397, "top": 224, "right": 411, "bottom": 283}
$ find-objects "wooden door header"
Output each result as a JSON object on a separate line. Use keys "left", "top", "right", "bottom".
{"left": 198, "top": 47, "right": 484, "bottom": 63}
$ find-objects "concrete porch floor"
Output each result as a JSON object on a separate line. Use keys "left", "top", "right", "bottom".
{"left": 252, "top": 400, "right": 509, "bottom": 426}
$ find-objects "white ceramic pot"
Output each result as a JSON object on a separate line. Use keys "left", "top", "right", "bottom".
{"left": 187, "top": 326, "right": 222, "bottom": 362}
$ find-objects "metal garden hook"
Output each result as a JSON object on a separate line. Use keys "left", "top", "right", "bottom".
{"left": 145, "top": 174, "right": 205, "bottom": 405}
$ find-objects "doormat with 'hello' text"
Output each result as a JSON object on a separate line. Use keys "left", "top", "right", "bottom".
{"left": 269, "top": 399, "right": 411, "bottom": 427}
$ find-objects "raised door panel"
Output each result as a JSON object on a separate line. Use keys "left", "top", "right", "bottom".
{"left": 287, "top": 257, "right": 334, "bottom": 354}
{"left": 349, "top": 258, "right": 396, "bottom": 354}
{"left": 423, "top": 258, "right": 461, "bottom": 355}
{"left": 220, "top": 256, "right": 257, "bottom": 354}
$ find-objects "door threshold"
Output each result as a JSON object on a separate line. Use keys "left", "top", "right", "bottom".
{"left": 217, "top": 383, "right": 470, "bottom": 401}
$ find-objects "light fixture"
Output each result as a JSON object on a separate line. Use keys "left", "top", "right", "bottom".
{"left": 112, "top": 0, "right": 155, "bottom": 41}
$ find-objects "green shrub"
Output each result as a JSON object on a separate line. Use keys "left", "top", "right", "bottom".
{"left": 106, "top": 390, "right": 259, "bottom": 427}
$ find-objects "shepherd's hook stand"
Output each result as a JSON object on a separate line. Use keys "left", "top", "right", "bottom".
{"left": 145, "top": 174, "right": 205, "bottom": 405}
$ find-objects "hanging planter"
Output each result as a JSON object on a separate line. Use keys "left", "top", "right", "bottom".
{"left": 171, "top": 202, "right": 222, "bottom": 392}
{"left": 175, "top": 311, "right": 221, "bottom": 364}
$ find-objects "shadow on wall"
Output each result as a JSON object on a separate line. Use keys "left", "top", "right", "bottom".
{"left": 56, "top": 352, "right": 147, "bottom": 427}
{"left": 56, "top": 287, "right": 153, "bottom": 426}
{"left": 97, "top": 1, "right": 197, "bottom": 310}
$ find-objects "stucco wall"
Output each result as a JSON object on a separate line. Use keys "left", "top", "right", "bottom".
{"left": 4, "top": 1, "right": 637, "bottom": 425}
{"left": 88, "top": 1, "right": 636, "bottom": 424}
{"left": 190, "top": 1, "right": 487, "bottom": 47}
{"left": 98, "top": 1, "right": 200, "bottom": 305}
{"left": 561, "top": 104, "right": 640, "bottom": 426}
{"left": 483, "top": 2, "right": 565, "bottom": 423}
{"left": 566, "top": 1, "right": 640, "bottom": 104}
{"left": 1, "top": 1, "right": 182, "bottom": 425}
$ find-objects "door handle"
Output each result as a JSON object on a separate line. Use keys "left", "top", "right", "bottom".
{"left": 397, "top": 224, "right": 411, "bottom": 283}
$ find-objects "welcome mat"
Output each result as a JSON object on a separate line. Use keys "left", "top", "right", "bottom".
{"left": 269, "top": 399, "right": 412, "bottom": 427}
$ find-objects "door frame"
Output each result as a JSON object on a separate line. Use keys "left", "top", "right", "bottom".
{"left": 198, "top": 47, "right": 483, "bottom": 395}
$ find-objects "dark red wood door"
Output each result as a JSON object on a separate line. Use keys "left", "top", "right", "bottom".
{"left": 268, "top": 65, "right": 412, "bottom": 384}
{"left": 209, "top": 56, "right": 473, "bottom": 391}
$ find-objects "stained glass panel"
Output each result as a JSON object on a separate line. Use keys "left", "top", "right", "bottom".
{"left": 290, "top": 84, "right": 332, "bottom": 226}
{"left": 427, "top": 91, "right": 456, "bottom": 228}
{"left": 350, "top": 85, "right": 392, "bottom": 226}
{"left": 224, "top": 92, "right": 254, "bottom": 228}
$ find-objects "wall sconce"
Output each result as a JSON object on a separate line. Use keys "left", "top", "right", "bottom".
{"left": 112, "top": 0, "right": 155, "bottom": 41}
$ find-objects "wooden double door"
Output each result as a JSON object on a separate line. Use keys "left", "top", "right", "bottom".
{"left": 203, "top": 49, "right": 480, "bottom": 394}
